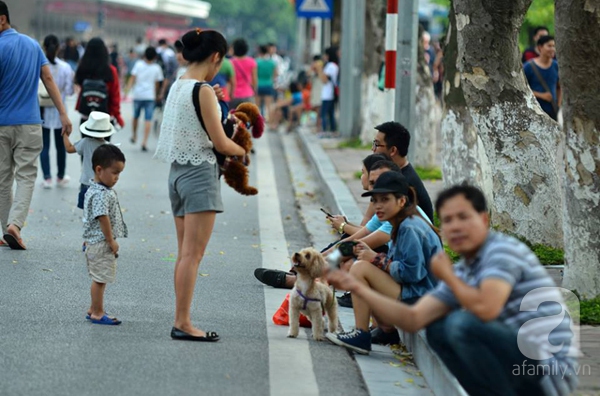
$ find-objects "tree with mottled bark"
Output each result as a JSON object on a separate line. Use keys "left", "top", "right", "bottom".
{"left": 555, "top": 0, "right": 600, "bottom": 298}
{"left": 441, "top": 1, "right": 491, "bottom": 194}
{"left": 453, "top": 0, "right": 564, "bottom": 248}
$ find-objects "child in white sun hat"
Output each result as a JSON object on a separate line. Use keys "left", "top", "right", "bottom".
{"left": 63, "top": 111, "right": 117, "bottom": 209}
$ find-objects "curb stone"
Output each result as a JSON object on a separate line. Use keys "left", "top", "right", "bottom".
{"left": 295, "top": 127, "right": 468, "bottom": 396}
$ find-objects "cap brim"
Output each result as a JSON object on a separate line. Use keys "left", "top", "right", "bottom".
{"left": 361, "top": 188, "right": 398, "bottom": 197}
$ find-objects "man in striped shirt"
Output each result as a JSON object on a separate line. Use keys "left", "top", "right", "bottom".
{"left": 327, "top": 184, "right": 579, "bottom": 396}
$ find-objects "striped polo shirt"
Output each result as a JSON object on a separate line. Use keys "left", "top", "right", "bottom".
{"left": 430, "top": 231, "right": 579, "bottom": 396}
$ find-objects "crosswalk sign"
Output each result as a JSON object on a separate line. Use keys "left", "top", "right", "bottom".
{"left": 296, "top": 0, "right": 333, "bottom": 19}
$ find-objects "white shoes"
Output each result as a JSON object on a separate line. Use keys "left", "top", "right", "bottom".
{"left": 57, "top": 175, "right": 71, "bottom": 188}
{"left": 42, "top": 179, "right": 52, "bottom": 189}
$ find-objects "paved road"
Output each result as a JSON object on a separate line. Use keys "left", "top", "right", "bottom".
{"left": 0, "top": 101, "right": 367, "bottom": 396}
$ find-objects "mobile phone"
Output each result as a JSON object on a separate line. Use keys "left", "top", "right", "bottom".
{"left": 320, "top": 207, "right": 333, "bottom": 217}
{"left": 338, "top": 241, "right": 358, "bottom": 257}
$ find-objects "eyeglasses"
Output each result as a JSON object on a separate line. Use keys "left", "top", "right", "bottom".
{"left": 372, "top": 140, "right": 386, "bottom": 149}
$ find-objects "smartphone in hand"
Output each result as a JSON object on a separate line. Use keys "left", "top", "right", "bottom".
{"left": 320, "top": 207, "right": 333, "bottom": 217}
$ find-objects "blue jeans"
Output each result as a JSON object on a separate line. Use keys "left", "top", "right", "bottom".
{"left": 426, "top": 310, "right": 544, "bottom": 396}
{"left": 321, "top": 100, "right": 336, "bottom": 132}
{"left": 40, "top": 127, "right": 66, "bottom": 180}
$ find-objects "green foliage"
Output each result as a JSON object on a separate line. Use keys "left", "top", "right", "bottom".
{"left": 415, "top": 167, "right": 443, "bottom": 181}
{"left": 520, "top": 0, "right": 555, "bottom": 50}
{"left": 529, "top": 243, "right": 564, "bottom": 265}
{"left": 338, "top": 137, "right": 371, "bottom": 150}
{"left": 354, "top": 170, "right": 363, "bottom": 180}
{"left": 579, "top": 296, "right": 600, "bottom": 326}
{"left": 206, "top": 0, "right": 296, "bottom": 49}
{"left": 444, "top": 244, "right": 461, "bottom": 262}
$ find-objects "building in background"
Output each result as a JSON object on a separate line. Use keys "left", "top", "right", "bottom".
{"left": 12, "top": 0, "right": 210, "bottom": 51}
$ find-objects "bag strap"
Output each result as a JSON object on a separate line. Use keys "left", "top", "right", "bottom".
{"left": 529, "top": 61, "right": 558, "bottom": 114}
{"left": 192, "top": 81, "right": 211, "bottom": 138}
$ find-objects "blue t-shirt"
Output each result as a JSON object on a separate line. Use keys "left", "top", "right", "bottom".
{"left": 0, "top": 29, "right": 49, "bottom": 125}
{"left": 523, "top": 60, "right": 559, "bottom": 119}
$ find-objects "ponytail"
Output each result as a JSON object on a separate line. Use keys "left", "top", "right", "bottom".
{"left": 391, "top": 187, "right": 441, "bottom": 242}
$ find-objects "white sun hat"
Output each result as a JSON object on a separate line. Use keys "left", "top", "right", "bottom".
{"left": 80, "top": 111, "right": 117, "bottom": 138}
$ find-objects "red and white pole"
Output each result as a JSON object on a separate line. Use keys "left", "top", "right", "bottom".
{"left": 384, "top": 0, "right": 398, "bottom": 121}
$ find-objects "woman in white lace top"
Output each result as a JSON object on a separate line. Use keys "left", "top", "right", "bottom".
{"left": 154, "top": 29, "right": 245, "bottom": 342}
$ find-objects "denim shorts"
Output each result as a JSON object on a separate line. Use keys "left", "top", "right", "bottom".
{"left": 78, "top": 184, "right": 90, "bottom": 209}
{"left": 257, "top": 86, "right": 276, "bottom": 97}
{"left": 133, "top": 100, "right": 156, "bottom": 121}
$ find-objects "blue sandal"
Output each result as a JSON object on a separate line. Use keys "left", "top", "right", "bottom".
{"left": 90, "top": 314, "right": 122, "bottom": 325}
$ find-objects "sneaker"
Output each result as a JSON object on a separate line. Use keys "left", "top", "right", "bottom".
{"left": 326, "top": 329, "right": 371, "bottom": 354}
{"left": 337, "top": 292, "right": 353, "bottom": 308}
{"left": 253, "top": 268, "right": 293, "bottom": 289}
{"left": 56, "top": 175, "right": 71, "bottom": 188}
{"left": 370, "top": 327, "right": 400, "bottom": 345}
{"left": 42, "top": 179, "right": 52, "bottom": 189}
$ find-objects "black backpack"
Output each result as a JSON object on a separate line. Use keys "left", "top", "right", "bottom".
{"left": 192, "top": 82, "right": 231, "bottom": 167}
{"left": 79, "top": 79, "right": 109, "bottom": 115}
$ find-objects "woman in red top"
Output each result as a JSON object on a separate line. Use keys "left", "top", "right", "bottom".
{"left": 75, "top": 37, "right": 124, "bottom": 139}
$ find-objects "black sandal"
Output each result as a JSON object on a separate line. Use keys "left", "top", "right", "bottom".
{"left": 170, "top": 327, "right": 220, "bottom": 342}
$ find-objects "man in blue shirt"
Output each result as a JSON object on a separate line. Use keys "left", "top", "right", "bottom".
{"left": 0, "top": 1, "right": 73, "bottom": 249}
{"left": 524, "top": 35, "right": 561, "bottom": 121}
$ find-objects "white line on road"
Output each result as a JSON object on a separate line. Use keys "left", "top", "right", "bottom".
{"left": 256, "top": 132, "right": 320, "bottom": 396}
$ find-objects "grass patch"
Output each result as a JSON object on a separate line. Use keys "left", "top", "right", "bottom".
{"left": 354, "top": 170, "right": 363, "bottom": 180}
{"left": 580, "top": 296, "right": 600, "bottom": 325}
{"left": 338, "top": 137, "right": 371, "bottom": 150}
{"left": 415, "top": 166, "right": 443, "bottom": 181}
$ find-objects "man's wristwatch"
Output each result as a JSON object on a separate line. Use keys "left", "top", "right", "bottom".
{"left": 338, "top": 222, "right": 346, "bottom": 234}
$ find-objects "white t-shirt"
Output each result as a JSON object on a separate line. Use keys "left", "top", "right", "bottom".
{"left": 131, "top": 60, "right": 164, "bottom": 100}
{"left": 321, "top": 62, "right": 339, "bottom": 101}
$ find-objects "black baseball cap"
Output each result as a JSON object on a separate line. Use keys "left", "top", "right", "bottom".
{"left": 362, "top": 171, "right": 409, "bottom": 197}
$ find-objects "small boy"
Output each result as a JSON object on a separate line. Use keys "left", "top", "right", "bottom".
{"left": 82, "top": 144, "right": 128, "bottom": 325}
{"left": 63, "top": 111, "right": 116, "bottom": 209}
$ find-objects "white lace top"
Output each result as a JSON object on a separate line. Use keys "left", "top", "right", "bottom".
{"left": 154, "top": 79, "right": 221, "bottom": 165}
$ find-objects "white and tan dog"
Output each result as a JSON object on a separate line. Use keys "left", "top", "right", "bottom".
{"left": 287, "top": 247, "right": 338, "bottom": 341}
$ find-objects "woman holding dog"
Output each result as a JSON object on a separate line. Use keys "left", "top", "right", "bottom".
{"left": 326, "top": 171, "right": 442, "bottom": 354}
{"left": 154, "top": 29, "right": 246, "bottom": 342}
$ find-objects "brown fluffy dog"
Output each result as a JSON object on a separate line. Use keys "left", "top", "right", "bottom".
{"left": 287, "top": 247, "right": 338, "bottom": 341}
{"left": 221, "top": 103, "right": 263, "bottom": 196}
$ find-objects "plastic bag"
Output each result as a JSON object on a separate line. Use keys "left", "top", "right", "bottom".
{"left": 272, "top": 293, "right": 312, "bottom": 328}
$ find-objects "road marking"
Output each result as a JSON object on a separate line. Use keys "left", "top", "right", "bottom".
{"left": 256, "top": 133, "right": 320, "bottom": 396}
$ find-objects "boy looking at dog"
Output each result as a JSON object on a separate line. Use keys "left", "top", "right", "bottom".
{"left": 82, "top": 144, "right": 128, "bottom": 325}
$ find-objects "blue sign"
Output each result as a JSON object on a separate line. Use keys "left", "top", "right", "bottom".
{"left": 296, "top": 0, "right": 333, "bottom": 19}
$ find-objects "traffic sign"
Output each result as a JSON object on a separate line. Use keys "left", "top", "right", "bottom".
{"left": 296, "top": 0, "right": 333, "bottom": 19}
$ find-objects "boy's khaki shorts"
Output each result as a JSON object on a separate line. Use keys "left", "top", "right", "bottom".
{"left": 85, "top": 241, "right": 117, "bottom": 283}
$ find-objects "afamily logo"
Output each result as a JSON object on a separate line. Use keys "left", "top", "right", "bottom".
{"left": 516, "top": 287, "right": 580, "bottom": 361}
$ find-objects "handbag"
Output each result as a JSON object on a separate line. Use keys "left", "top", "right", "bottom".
{"left": 38, "top": 80, "right": 55, "bottom": 108}
{"left": 272, "top": 293, "right": 313, "bottom": 328}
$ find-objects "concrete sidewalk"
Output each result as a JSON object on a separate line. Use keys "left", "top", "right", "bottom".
{"left": 294, "top": 128, "right": 599, "bottom": 395}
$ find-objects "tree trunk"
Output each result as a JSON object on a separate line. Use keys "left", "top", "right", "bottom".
{"left": 453, "top": 0, "right": 564, "bottom": 247}
{"left": 360, "top": 0, "right": 386, "bottom": 144}
{"left": 555, "top": 0, "right": 600, "bottom": 298}
{"left": 441, "top": 2, "right": 491, "bottom": 193}
{"left": 412, "top": 25, "right": 441, "bottom": 169}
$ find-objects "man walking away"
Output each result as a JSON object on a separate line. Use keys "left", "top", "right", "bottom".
{"left": 0, "top": 1, "right": 73, "bottom": 249}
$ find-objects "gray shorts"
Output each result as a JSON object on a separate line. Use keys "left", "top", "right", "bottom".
{"left": 168, "top": 161, "right": 223, "bottom": 216}
{"left": 85, "top": 241, "right": 117, "bottom": 283}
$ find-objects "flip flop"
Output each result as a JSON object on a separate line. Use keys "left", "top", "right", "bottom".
{"left": 0, "top": 239, "right": 8, "bottom": 247}
{"left": 3, "top": 233, "right": 26, "bottom": 250}
{"left": 90, "top": 314, "right": 121, "bottom": 325}
{"left": 86, "top": 312, "right": 114, "bottom": 320}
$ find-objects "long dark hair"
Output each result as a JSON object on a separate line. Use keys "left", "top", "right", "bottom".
{"left": 43, "top": 34, "right": 60, "bottom": 65}
{"left": 75, "top": 37, "right": 113, "bottom": 85}
{"left": 181, "top": 29, "right": 228, "bottom": 64}
{"left": 391, "top": 187, "right": 441, "bottom": 241}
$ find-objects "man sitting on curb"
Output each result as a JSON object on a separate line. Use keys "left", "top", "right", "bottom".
{"left": 371, "top": 121, "right": 434, "bottom": 222}
{"left": 326, "top": 184, "right": 579, "bottom": 396}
